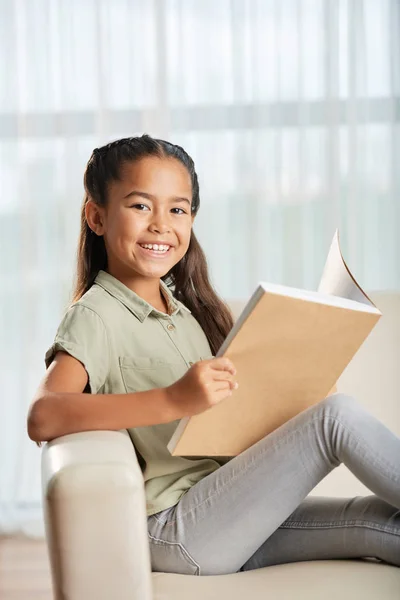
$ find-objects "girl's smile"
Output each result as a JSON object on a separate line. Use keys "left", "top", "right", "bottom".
{"left": 137, "top": 242, "right": 173, "bottom": 259}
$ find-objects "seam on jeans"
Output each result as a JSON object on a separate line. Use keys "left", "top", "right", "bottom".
{"left": 161, "top": 417, "right": 323, "bottom": 526}
{"left": 162, "top": 414, "right": 399, "bottom": 527}
{"left": 279, "top": 520, "right": 400, "bottom": 536}
{"left": 152, "top": 512, "right": 169, "bottom": 526}
{"left": 148, "top": 532, "right": 201, "bottom": 575}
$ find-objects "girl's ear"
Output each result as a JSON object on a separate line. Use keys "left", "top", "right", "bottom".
{"left": 85, "top": 200, "right": 106, "bottom": 235}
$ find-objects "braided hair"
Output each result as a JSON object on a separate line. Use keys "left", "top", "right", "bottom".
{"left": 72, "top": 134, "right": 233, "bottom": 355}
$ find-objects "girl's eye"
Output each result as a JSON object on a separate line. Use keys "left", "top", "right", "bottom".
{"left": 171, "top": 207, "right": 186, "bottom": 215}
{"left": 130, "top": 203, "right": 150, "bottom": 211}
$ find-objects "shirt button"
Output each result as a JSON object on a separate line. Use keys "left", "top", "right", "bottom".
{"left": 167, "top": 323, "right": 175, "bottom": 331}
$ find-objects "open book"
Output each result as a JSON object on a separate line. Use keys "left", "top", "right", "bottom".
{"left": 167, "top": 230, "right": 382, "bottom": 457}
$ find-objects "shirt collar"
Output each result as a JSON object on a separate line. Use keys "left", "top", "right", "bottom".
{"left": 94, "top": 270, "right": 191, "bottom": 322}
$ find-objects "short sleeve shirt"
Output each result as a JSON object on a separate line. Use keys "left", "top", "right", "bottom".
{"left": 44, "top": 270, "right": 229, "bottom": 516}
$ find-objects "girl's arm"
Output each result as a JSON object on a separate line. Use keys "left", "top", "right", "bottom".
{"left": 27, "top": 351, "right": 180, "bottom": 443}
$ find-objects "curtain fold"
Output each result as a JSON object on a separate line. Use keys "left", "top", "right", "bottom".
{"left": 1, "top": 0, "right": 399, "bottom": 536}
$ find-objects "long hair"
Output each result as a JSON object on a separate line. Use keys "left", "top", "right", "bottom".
{"left": 72, "top": 134, "right": 234, "bottom": 355}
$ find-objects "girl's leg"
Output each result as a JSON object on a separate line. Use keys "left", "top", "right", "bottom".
{"left": 147, "top": 393, "right": 400, "bottom": 575}
{"left": 239, "top": 494, "right": 400, "bottom": 570}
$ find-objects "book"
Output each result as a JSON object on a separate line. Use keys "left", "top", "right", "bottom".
{"left": 167, "top": 230, "right": 382, "bottom": 457}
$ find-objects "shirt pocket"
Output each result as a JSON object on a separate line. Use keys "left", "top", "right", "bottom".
{"left": 119, "top": 356, "right": 185, "bottom": 393}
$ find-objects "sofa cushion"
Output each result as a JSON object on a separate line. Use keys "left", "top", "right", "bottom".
{"left": 152, "top": 559, "right": 400, "bottom": 599}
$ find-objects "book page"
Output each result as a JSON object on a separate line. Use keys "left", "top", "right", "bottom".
{"left": 259, "top": 282, "right": 380, "bottom": 314}
{"left": 317, "top": 230, "right": 375, "bottom": 306}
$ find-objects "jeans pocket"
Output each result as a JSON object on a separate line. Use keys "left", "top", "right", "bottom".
{"left": 148, "top": 533, "right": 200, "bottom": 575}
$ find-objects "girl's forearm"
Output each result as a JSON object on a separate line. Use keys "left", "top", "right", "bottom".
{"left": 27, "top": 388, "right": 180, "bottom": 443}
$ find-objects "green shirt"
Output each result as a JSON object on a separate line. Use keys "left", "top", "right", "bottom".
{"left": 45, "top": 269, "right": 229, "bottom": 516}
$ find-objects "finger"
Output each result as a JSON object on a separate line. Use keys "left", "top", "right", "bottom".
{"left": 209, "top": 357, "right": 236, "bottom": 375}
{"left": 212, "top": 381, "right": 231, "bottom": 392}
{"left": 213, "top": 380, "right": 239, "bottom": 392}
{"left": 211, "top": 371, "right": 236, "bottom": 383}
{"left": 213, "top": 375, "right": 239, "bottom": 390}
{"left": 199, "top": 357, "right": 235, "bottom": 374}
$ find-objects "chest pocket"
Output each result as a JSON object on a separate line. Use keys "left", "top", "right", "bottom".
{"left": 119, "top": 356, "right": 186, "bottom": 393}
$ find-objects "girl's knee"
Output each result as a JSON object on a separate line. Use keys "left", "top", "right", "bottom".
{"left": 319, "top": 392, "right": 360, "bottom": 415}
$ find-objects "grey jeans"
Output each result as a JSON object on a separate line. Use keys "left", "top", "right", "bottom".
{"left": 147, "top": 393, "right": 400, "bottom": 575}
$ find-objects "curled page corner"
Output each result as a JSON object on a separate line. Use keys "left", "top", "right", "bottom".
{"left": 317, "top": 229, "right": 376, "bottom": 307}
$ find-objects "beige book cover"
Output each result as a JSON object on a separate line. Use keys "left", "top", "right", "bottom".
{"left": 167, "top": 230, "right": 382, "bottom": 457}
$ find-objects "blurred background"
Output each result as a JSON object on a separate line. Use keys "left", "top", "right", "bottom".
{"left": 1, "top": 0, "right": 399, "bottom": 541}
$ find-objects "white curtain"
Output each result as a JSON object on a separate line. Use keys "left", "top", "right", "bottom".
{"left": 1, "top": 0, "right": 399, "bottom": 536}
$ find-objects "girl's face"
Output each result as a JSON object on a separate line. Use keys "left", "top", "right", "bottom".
{"left": 90, "top": 156, "right": 194, "bottom": 282}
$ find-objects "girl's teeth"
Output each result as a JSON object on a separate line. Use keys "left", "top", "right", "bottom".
{"left": 140, "top": 244, "right": 169, "bottom": 252}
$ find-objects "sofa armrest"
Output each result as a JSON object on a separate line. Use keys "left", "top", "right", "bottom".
{"left": 41, "top": 429, "right": 153, "bottom": 600}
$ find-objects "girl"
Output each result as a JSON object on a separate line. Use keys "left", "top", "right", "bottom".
{"left": 27, "top": 134, "right": 400, "bottom": 576}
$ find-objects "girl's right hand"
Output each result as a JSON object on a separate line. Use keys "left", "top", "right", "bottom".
{"left": 165, "top": 357, "right": 238, "bottom": 418}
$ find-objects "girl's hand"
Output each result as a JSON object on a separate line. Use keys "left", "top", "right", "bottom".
{"left": 165, "top": 357, "right": 238, "bottom": 418}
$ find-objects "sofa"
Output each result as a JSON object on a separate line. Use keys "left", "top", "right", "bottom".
{"left": 41, "top": 292, "right": 400, "bottom": 599}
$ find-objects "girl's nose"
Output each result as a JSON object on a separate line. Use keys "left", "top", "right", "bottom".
{"left": 149, "top": 219, "right": 171, "bottom": 234}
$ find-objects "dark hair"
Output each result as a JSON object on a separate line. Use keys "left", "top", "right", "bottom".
{"left": 72, "top": 134, "right": 234, "bottom": 355}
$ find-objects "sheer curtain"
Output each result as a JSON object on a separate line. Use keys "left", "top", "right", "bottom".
{"left": 1, "top": 0, "right": 399, "bottom": 536}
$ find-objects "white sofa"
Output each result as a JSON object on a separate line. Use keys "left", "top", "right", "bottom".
{"left": 41, "top": 292, "right": 400, "bottom": 599}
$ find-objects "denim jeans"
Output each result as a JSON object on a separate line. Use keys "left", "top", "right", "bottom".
{"left": 147, "top": 393, "right": 400, "bottom": 575}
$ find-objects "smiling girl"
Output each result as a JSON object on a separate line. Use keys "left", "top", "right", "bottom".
{"left": 27, "top": 134, "right": 400, "bottom": 575}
